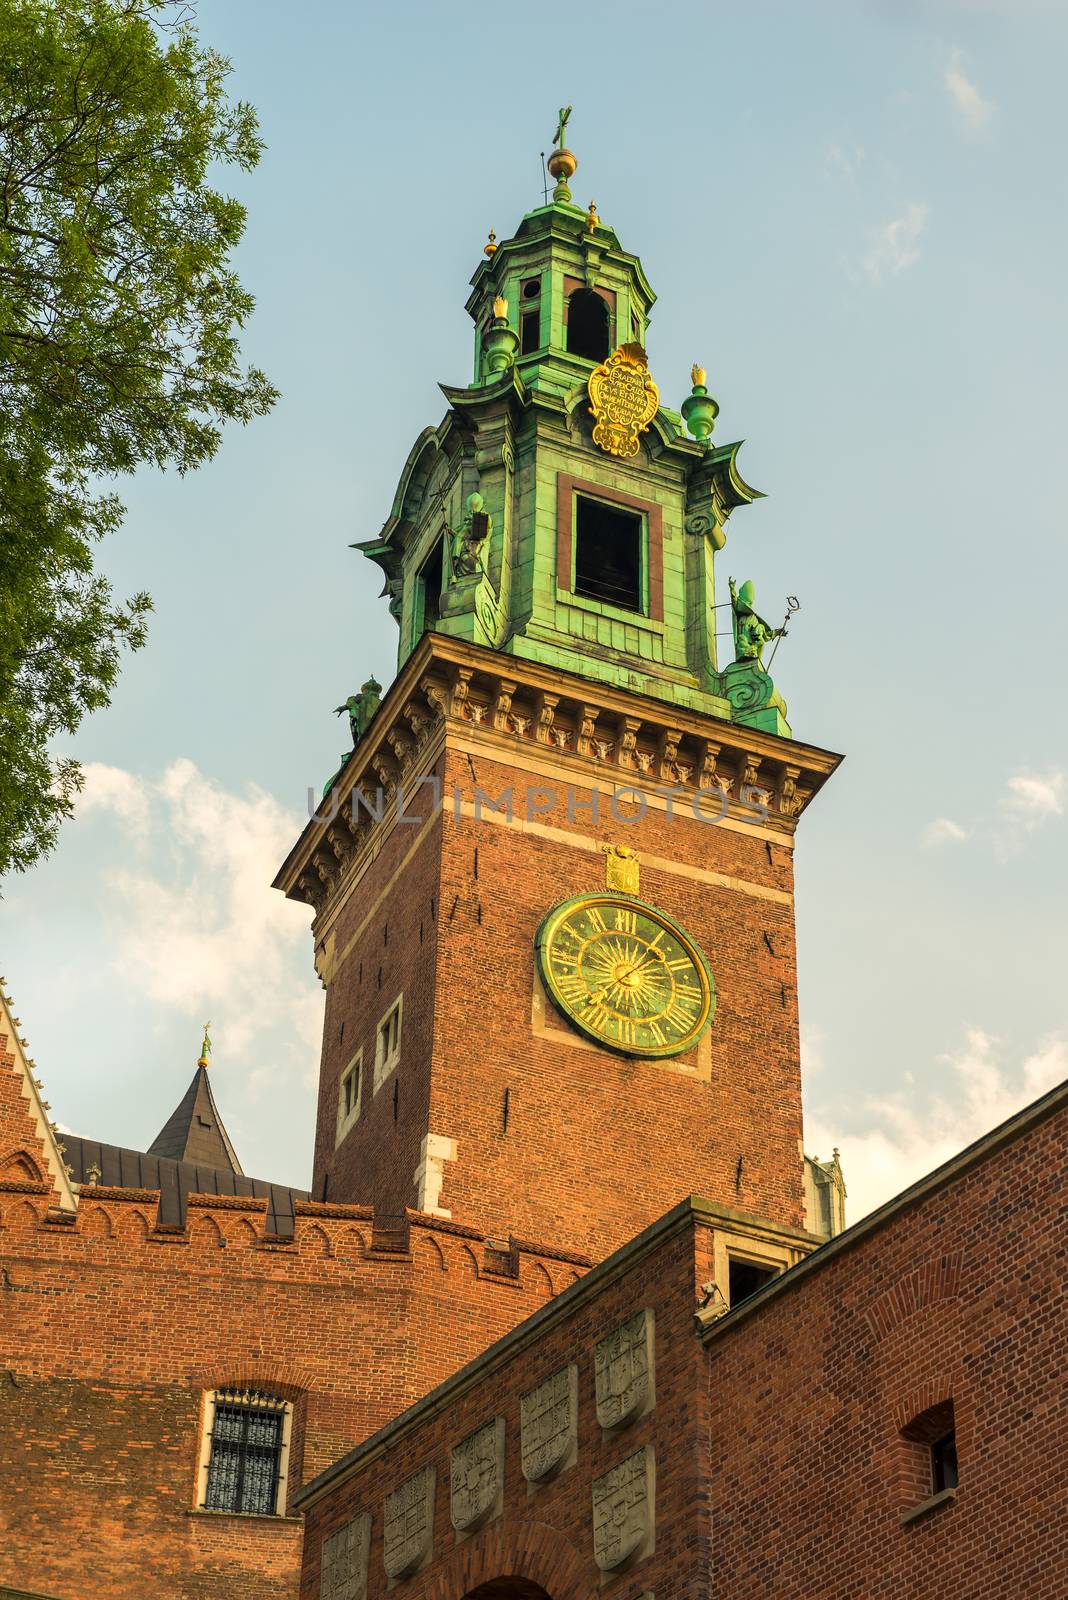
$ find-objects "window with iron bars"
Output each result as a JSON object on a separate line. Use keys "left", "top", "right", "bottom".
{"left": 198, "top": 1389, "right": 291, "bottom": 1517}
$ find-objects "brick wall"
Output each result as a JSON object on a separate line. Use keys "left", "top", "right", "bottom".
{"left": 311, "top": 753, "right": 445, "bottom": 1213}
{"left": 309, "top": 726, "right": 805, "bottom": 1263}
{"left": 703, "top": 1088, "right": 1068, "bottom": 1598}
{"left": 423, "top": 736, "right": 802, "bottom": 1257}
{"left": 0, "top": 1135, "right": 587, "bottom": 1600}
{"left": 299, "top": 1090, "right": 1068, "bottom": 1600}
{"left": 299, "top": 1205, "right": 713, "bottom": 1600}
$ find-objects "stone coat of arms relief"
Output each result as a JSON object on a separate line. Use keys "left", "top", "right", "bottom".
{"left": 383, "top": 1465, "right": 435, "bottom": 1583}
{"left": 450, "top": 1416, "right": 505, "bottom": 1537}
{"left": 594, "top": 1307, "right": 656, "bottom": 1430}
{"left": 520, "top": 1364, "right": 579, "bottom": 1484}
{"left": 321, "top": 1510, "right": 371, "bottom": 1600}
{"left": 592, "top": 1445, "right": 656, "bottom": 1572}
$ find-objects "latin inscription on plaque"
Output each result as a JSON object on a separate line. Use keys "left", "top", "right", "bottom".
{"left": 594, "top": 1308, "right": 655, "bottom": 1430}
{"left": 520, "top": 1364, "right": 578, "bottom": 1484}
{"left": 592, "top": 1446, "right": 655, "bottom": 1572}
{"left": 450, "top": 1416, "right": 504, "bottom": 1536}
{"left": 383, "top": 1465, "right": 435, "bottom": 1582}
{"left": 321, "top": 1511, "right": 370, "bottom": 1600}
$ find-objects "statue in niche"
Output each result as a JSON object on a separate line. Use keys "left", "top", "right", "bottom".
{"left": 728, "top": 578, "right": 785, "bottom": 666}
{"left": 450, "top": 492, "right": 491, "bottom": 580}
{"left": 335, "top": 676, "right": 383, "bottom": 748}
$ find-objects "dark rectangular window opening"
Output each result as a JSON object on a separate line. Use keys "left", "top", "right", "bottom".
{"left": 728, "top": 1256, "right": 780, "bottom": 1308}
{"left": 573, "top": 495, "right": 643, "bottom": 613}
{"left": 417, "top": 539, "right": 443, "bottom": 633}
{"left": 931, "top": 1432, "right": 958, "bottom": 1493}
{"left": 520, "top": 310, "right": 540, "bottom": 355}
{"left": 205, "top": 1391, "right": 286, "bottom": 1516}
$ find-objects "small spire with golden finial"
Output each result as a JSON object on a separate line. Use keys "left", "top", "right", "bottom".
{"left": 681, "top": 362, "right": 719, "bottom": 446}
{"left": 197, "top": 1021, "right": 213, "bottom": 1070}
{"left": 586, "top": 199, "right": 599, "bottom": 233}
{"left": 483, "top": 227, "right": 498, "bottom": 258}
{"left": 546, "top": 105, "right": 577, "bottom": 204}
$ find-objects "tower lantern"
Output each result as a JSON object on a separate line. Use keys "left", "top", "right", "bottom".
{"left": 357, "top": 112, "right": 792, "bottom": 737}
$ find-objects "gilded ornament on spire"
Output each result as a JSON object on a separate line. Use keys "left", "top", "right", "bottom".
{"left": 546, "top": 105, "right": 577, "bottom": 203}
{"left": 587, "top": 343, "right": 660, "bottom": 459}
{"left": 197, "top": 1021, "right": 212, "bottom": 1069}
{"left": 483, "top": 228, "right": 498, "bottom": 258}
{"left": 586, "top": 199, "right": 600, "bottom": 233}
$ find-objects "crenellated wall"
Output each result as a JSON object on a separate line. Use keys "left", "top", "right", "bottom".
{"left": 0, "top": 1130, "right": 588, "bottom": 1600}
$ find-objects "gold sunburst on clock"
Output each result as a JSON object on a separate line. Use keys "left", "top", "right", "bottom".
{"left": 535, "top": 894, "right": 715, "bottom": 1058}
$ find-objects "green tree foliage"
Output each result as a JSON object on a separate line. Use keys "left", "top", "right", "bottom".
{"left": 0, "top": 0, "right": 277, "bottom": 874}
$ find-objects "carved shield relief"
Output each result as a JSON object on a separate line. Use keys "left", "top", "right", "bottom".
{"left": 592, "top": 1446, "right": 656, "bottom": 1572}
{"left": 594, "top": 1308, "right": 655, "bottom": 1430}
{"left": 383, "top": 1465, "right": 435, "bottom": 1581}
{"left": 450, "top": 1416, "right": 504, "bottom": 1535}
{"left": 321, "top": 1511, "right": 371, "bottom": 1600}
{"left": 520, "top": 1364, "right": 578, "bottom": 1483}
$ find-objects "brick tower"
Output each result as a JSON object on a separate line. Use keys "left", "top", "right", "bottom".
{"left": 274, "top": 128, "right": 840, "bottom": 1264}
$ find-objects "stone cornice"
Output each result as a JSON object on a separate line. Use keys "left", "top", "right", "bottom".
{"left": 272, "top": 634, "right": 842, "bottom": 918}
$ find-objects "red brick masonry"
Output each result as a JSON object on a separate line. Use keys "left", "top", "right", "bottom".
{"left": 298, "top": 1079, "right": 1068, "bottom": 1600}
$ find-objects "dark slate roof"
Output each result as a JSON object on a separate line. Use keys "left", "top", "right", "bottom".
{"left": 147, "top": 1063, "right": 244, "bottom": 1173}
{"left": 64, "top": 1134, "right": 308, "bottom": 1236}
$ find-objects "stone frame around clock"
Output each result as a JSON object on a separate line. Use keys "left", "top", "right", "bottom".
{"left": 533, "top": 892, "right": 716, "bottom": 1061}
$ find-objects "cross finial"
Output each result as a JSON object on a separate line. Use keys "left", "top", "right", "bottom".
{"left": 553, "top": 105, "right": 572, "bottom": 150}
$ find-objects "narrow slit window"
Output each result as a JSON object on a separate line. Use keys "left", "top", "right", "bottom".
{"left": 899, "top": 1396, "right": 957, "bottom": 1519}
{"left": 931, "top": 1431, "right": 958, "bottom": 1493}
{"left": 520, "top": 310, "right": 540, "bottom": 354}
{"left": 335, "top": 1051, "right": 363, "bottom": 1145}
{"left": 374, "top": 997, "right": 403, "bottom": 1092}
{"left": 417, "top": 540, "right": 443, "bottom": 634}
{"left": 573, "top": 495, "right": 643, "bottom": 613}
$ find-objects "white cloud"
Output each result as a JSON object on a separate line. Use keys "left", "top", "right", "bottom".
{"left": 807, "top": 1029, "right": 1068, "bottom": 1224}
{"left": 826, "top": 142, "right": 864, "bottom": 180}
{"left": 863, "top": 204, "right": 929, "bottom": 283}
{"left": 800, "top": 1022, "right": 828, "bottom": 1078}
{"left": 993, "top": 769, "right": 1065, "bottom": 858}
{"left": 78, "top": 762, "right": 151, "bottom": 837}
{"left": 1003, "top": 771, "right": 1064, "bottom": 823}
{"left": 83, "top": 759, "right": 321, "bottom": 1086}
{"left": 923, "top": 816, "right": 968, "bottom": 847}
{"left": 945, "top": 48, "right": 993, "bottom": 131}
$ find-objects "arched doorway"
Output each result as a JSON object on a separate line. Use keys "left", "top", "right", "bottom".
{"left": 464, "top": 1580, "right": 554, "bottom": 1600}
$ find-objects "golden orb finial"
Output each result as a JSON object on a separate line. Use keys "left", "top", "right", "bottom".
{"left": 197, "top": 1021, "right": 213, "bottom": 1069}
{"left": 586, "top": 199, "right": 600, "bottom": 233}
{"left": 483, "top": 228, "right": 498, "bottom": 258}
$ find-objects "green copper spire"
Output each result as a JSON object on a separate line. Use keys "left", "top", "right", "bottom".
{"left": 353, "top": 118, "right": 793, "bottom": 738}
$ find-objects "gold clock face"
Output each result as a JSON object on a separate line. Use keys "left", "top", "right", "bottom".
{"left": 535, "top": 894, "right": 715, "bottom": 1058}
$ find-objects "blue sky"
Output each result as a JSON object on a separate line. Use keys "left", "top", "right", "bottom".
{"left": 5, "top": 0, "right": 1067, "bottom": 1221}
